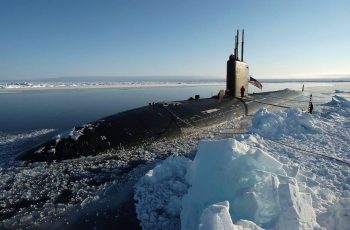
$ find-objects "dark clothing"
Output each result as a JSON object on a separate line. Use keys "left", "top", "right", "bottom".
{"left": 240, "top": 86, "right": 245, "bottom": 98}
{"left": 309, "top": 102, "right": 314, "bottom": 114}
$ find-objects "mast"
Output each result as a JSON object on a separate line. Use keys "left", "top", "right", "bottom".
{"left": 241, "top": 29, "right": 244, "bottom": 62}
{"left": 234, "top": 34, "right": 237, "bottom": 59}
{"left": 236, "top": 30, "right": 239, "bottom": 60}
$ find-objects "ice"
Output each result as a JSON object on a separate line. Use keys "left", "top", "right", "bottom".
{"left": 135, "top": 137, "right": 323, "bottom": 229}
{"left": 198, "top": 201, "right": 234, "bottom": 230}
{"left": 0, "top": 129, "right": 56, "bottom": 166}
{"left": 275, "top": 183, "right": 317, "bottom": 230}
{"left": 250, "top": 108, "right": 321, "bottom": 139}
{"left": 134, "top": 156, "right": 191, "bottom": 230}
{"left": 70, "top": 127, "right": 85, "bottom": 141}
{"left": 0, "top": 129, "right": 55, "bottom": 145}
{"left": 1, "top": 84, "right": 350, "bottom": 229}
{"left": 197, "top": 201, "right": 264, "bottom": 230}
{"left": 324, "top": 95, "right": 350, "bottom": 107}
{"left": 34, "top": 147, "right": 45, "bottom": 154}
{"left": 317, "top": 198, "right": 350, "bottom": 230}
{"left": 235, "top": 220, "right": 263, "bottom": 230}
{"left": 135, "top": 93, "right": 350, "bottom": 229}
{"left": 181, "top": 139, "right": 321, "bottom": 229}
{"left": 322, "top": 95, "right": 350, "bottom": 118}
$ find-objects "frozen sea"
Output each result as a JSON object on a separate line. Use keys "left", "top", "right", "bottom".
{"left": 0, "top": 78, "right": 349, "bottom": 229}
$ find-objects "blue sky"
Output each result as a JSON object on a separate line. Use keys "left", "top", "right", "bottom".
{"left": 0, "top": 0, "right": 349, "bottom": 80}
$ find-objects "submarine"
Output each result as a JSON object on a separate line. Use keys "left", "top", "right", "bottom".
{"left": 17, "top": 30, "right": 301, "bottom": 162}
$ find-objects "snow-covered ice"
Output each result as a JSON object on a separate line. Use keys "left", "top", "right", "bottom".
{"left": 136, "top": 138, "right": 322, "bottom": 229}
{"left": 1, "top": 84, "right": 349, "bottom": 229}
{"left": 134, "top": 156, "right": 191, "bottom": 229}
{"left": 250, "top": 108, "right": 322, "bottom": 139}
{"left": 135, "top": 94, "right": 350, "bottom": 230}
{"left": 198, "top": 201, "right": 263, "bottom": 230}
{"left": 317, "top": 198, "right": 350, "bottom": 230}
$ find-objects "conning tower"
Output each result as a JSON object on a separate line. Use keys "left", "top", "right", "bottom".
{"left": 226, "top": 29, "right": 249, "bottom": 97}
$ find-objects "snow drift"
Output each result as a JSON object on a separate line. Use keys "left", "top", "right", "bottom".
{"left": 322, "top": 95, "right": 350, "bottom": 118}
{"left": 250, "top": 108, "right": 321, "bottom": 139}
{"left": 135, "top": 95, "right": 350, "bottom": 229}
{"left": 135, "top": 139, "right": 321, "bottom": 229}
{"left": 134, "top": 156, "right": 191, "bottom": 230}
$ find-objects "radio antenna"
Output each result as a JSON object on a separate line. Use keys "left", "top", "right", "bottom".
{"left": 241, "top": 29, "right": 244, "bottom": 61}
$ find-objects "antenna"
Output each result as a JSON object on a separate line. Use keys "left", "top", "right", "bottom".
{"left": 234, "top": 34, "right": 237, "bottom": 58}
{"left": 241, "top": 29, "right": 244, "bottom": 62}
{"left": 236, "top": 30, "right": 239, "bottom": 60}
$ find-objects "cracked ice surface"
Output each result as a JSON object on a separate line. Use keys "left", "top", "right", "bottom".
{"left": 135, "top": 95, "right": 350, "bottom": 230}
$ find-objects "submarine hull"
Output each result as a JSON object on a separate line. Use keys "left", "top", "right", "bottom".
{"left": 16, "top": 89, "right": 301, "bottom": 162}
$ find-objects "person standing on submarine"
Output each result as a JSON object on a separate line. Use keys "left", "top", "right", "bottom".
{"left": 240, "top": 86, "right": 245, "bottom": 98}
{"left": 309, "top": 102, "right": 314, "bottom": 114}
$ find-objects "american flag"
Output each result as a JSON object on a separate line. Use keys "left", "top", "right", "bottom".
{"left": 249, "top": 76, "right": 262, "bottom": 90}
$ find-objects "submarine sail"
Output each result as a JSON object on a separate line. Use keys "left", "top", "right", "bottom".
{"left": 226, "top": 29, "right": 249, "bottom": 97}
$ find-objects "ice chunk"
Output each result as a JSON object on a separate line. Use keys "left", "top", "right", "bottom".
{"left": 250, "top": 108, "right": 322, "bottom": 139}
{"left": 250, "top": 148, "right": 283, "bottom": 173}
{"left": 235, "top": 220, "right": 263, "bottom": 230}
{"left": 142, "top": 156, "right": 190, "bottom": 185}
{"left": 322, "top": 95, "right": 350, "bottom": 118}
{"left": 248, "top": 171, "right": 280, "bottom": 225}
{"left": 275, "top": 183, "right": 317, "bottom": 230}
{"left": 34, "top": 147, "right": 45, "bottom": 154}
{"left": 181, "top": 139, "right": 286, "bottom": 229}
{"left": 324, "top": 95, "right": 350, "bottom": 107}
{"left": 198, "top": 201, "right": 235, "bottom": 230}
{"left": 198, "top": 201, "right": 264, "bottom": 230}
{"left": 181, "top": 138, "right": 320, "bottom": 230}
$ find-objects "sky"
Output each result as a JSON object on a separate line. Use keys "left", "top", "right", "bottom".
{"left": 0, "top": 0, "right": 349, "bottom": 80}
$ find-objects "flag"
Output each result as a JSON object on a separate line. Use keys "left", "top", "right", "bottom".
{"left": 249, "top": 76, "right": 262, "bottom": 90}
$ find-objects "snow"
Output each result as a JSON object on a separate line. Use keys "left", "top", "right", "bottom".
{"left": 317, "top": 198, "right": 350, "bottom": 230}
{"left": 250, "top": 108, "right": 321, "bottom": 139}
{"left": 181, "top": 139, "right": 319, "bottom": 229}
{"left": 1, "top": 84, "right": 349, "bottom": 229}
{"left": 202, "top": 109, "right": 220, "bottom": 114}
{"left": 322, "top": 95, "right": 350, "bottom": 118}
{"left": 134, "top": 156, "right": 191, "bottom": 230}
{"left": 135, "top": 94, "right": 350, "bottom": 230}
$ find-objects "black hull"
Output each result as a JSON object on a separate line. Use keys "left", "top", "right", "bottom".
{"left": 16, "top": 89, "right": 301, "bottom": 162}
